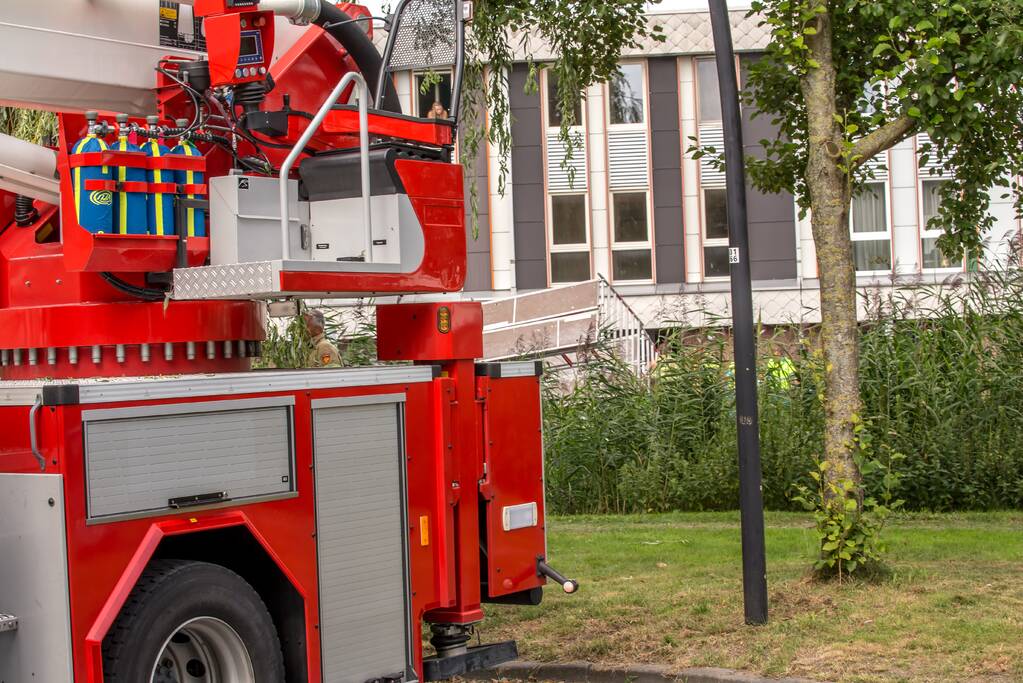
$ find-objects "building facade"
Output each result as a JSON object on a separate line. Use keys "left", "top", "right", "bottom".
{"left": 380, "top": 8, "right": 1021, "bottom": 341}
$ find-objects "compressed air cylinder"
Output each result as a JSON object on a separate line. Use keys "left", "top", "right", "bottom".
{"left": 169, "top": 119, "right": 206, "bottom": 237}
{"left": 71, "top": 111, "right": 113, "bottom": 234}
{"left": 140, "top": 116, "right": 175, "bottom": 236}
{"left": 109, "top": 114, "right": 147, "bottom": 235}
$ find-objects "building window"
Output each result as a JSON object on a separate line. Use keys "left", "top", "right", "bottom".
{"left": 609, "top": 63, "right": 645, "bottom": 125}
{"left": 611, "top": 192, "right": 652, "bottom": 281}
{"left": 851, "top": 182, "right": 892, "bottom": 272}
{"left": 696, "top": 58, "right": 723, "bottom": 123}
{"left": 546, "top": 71, "right": 583, "bottom": 128}
{"left": 703, "top": 188, "right": 730, "bottom": 278}
{"left": 549, "top": 194, "right": 591, "bottom": 283}
{"left": 415, "top": 71, "right": 453, "bottom": 119}
{"left": 920, "top": 179, "right": 959, "bottom": 270}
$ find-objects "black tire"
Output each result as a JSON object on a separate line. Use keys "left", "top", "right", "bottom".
{"left": 102, "top": 559, "right": 285, "bottom": 682}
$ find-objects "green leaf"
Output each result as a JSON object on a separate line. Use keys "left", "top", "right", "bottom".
{"left": 916, "top": 19, "right": 934, "bottom": 31}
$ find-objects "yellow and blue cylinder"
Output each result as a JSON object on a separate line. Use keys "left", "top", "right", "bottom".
{"left": 110, "top": 115, "right": 148, "bottom": 235}
{"left": 72, "top": 112, "right": 113, "bottom": 234}
{"left": 141, "top": 117, "right": 175, "bottom": 236}
{"left": 169, "top": 126, "right": 206, "bottom": 238}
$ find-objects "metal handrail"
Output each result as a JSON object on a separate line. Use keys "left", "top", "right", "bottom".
{"left": 279, "top": 71, "right": 372, "bottom": 262}
{"left": 29, "top": 395, "right": 45, "bottom": 472}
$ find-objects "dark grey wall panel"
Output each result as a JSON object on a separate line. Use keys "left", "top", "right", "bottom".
{"left": 461, "top": 112, "right": 492, "bottom": 292}
{"left": 510, "top": 64, "right": 547, "bottom": 289}
{"left": 647, "top": 57, "right": 685, "bottom": 284}
{"left": 740, "top": 55, "right": 797, "bottom": 280}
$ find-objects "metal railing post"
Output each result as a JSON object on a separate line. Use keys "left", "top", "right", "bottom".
{"left": 279, "top": 71, "right": 372, "bottom": 262}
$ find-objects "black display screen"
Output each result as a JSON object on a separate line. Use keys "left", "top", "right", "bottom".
{"left": 239, "top": 34, "right": 260, "bottom": 57}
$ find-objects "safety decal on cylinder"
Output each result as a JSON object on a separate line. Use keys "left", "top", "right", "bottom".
{"left": 159, "top": 1, "right": 207, "bottom": 53}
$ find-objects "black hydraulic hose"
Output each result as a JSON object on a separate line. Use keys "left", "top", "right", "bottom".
{"left": 14, "top": 195, "right": 38, "bottom": 227}
{"left": 101, "top": 272, "right": 167, "bottom": 302}
{"left": 314, "top": 1, "right": 402, "bottom": 113}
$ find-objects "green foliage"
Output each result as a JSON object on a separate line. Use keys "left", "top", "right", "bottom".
{"left": 793, "top": 428, "right": 905, "bottom": 580}
{"left": 744, "top": 0, "right": 1023, "bottom": 258}
{"left": 459, "top": 0, "right": 661, "bottom": 237}
{"left": 543, "top": 272, "right": 1023, "bottom": 514}
{"left": 256, "top": 302, "right": 376, "bottom": 369}
{"left": 0, "top": 107, "right": 58, "bottom": 144}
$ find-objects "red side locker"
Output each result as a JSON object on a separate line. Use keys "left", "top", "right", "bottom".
{"left": 476, "top": 361, "right": 548, "bottom": 602}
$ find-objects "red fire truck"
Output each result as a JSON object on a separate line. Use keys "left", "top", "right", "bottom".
{"left": 0, "top": 1, "right": 575, "bottom": 680}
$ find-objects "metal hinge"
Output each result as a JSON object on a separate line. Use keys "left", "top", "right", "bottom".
{"left": 0, "top": 613, "right": 18, "bottom": 634}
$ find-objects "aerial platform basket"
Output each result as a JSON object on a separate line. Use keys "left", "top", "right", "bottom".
{"left": 170, "top": 70, "right": 466, "bottom": 301}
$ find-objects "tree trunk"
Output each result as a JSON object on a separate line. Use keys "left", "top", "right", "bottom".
{"left": 802, "top": 3, "right": 863, "bottom": 489}
{"left": 810, "top": 196, "right": 862, "bottom": 487}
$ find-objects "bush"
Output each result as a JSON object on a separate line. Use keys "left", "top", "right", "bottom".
{"left": 543, "top": 272, "right": 1023, "bottom": 513}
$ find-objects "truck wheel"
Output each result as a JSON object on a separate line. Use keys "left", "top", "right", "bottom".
{"left": 103, "top": 559, "right": 285, "bottom": 683}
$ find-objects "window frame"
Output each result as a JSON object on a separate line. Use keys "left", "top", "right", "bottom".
{"left": 605, "top": 61, "right": 649, "bottom": 129}
{"left": 413, "top": 69, "right": 455, "bottom": 120}
{"left": 609, "top": 190, "right": 654, "bottom": 283}
{"left": 918, "top": 176, "right": 963, "bottom": 273}
{"left": 849, "top": 179, "right": 894, "bottom": 275}
{"left": 701, "top": 187, "right": 730, "bottom": 281}
{"left": 547, "top": 192, "right": 592, "bottom": 285}
{"left": 542, "top": 68, "right": 585, "bottom": 131}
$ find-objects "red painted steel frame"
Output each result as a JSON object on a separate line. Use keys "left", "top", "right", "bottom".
{"left": 477, "top": 373, "right": 548, "bottom": 598}
{"left": 0, "top": 306, "right": 550, "bottom": 681}
{"left": 9, "top": 379, "right": 446, "bottom": 683}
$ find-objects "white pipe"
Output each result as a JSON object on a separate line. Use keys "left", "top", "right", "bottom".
{"left": 0, "top": 133, "right": 59, "bottom": 204}
{"left": 259, "top": 0, "right": 321, "bottom": 22}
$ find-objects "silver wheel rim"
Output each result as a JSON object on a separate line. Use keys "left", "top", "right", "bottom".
{"left": 150, "top": 616, "right": 255, "bottom": 683}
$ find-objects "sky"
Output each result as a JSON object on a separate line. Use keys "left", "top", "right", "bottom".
{"left": 357, "top": 0, "right": 752, "bottom": 16}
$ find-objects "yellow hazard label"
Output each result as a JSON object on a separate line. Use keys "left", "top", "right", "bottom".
{"left": 160, "top": 6, "right": 178, "bottom": 19}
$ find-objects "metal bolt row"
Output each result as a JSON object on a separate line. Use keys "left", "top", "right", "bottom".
{"left": 0, "top": 341, "right": 260, "bottom": 367}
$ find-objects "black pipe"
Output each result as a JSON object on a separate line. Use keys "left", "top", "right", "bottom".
{"left": 14, "top": 195, "right": 38, "bottom": 227}
{"left": 100, "top": 272, "right": 166, "bottom": 301}
{"left": 708, "top": 0, "right": 769, "bottom": 626}
{"left": 315, "top": 1, "right": 402, "bottom": 113}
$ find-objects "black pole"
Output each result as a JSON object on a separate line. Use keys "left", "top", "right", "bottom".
{"left": 708, "top": 0, "right": 768, "bottom": 626}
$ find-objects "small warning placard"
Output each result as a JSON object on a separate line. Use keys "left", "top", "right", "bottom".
{"left": 159, "top": 1, "right": 206, "bottom": 53}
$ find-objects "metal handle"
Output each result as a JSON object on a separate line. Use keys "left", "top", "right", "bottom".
{"left": 537, "top": 559, "right": 578, "bottom": 594}
{"left": 279, "top": 71, "right": 372, "bottom": 262}
{"left": 29, "top": 395, "right": 45, "bottom": 472}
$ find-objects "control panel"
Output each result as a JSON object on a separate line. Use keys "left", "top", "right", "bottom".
{"left": 194, "top": 0, "right": 275, "bottom": 87}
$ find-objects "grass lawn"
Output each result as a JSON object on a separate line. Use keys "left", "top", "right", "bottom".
{"left": 475, "top": 512, "right": 1023, "bottom": 683}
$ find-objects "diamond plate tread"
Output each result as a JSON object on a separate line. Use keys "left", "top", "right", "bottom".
{"left": 0, "top": 613, "right": 18, "bottom": 633}
{"left": 172, "top": 262, "right": 277, "bottom": 300}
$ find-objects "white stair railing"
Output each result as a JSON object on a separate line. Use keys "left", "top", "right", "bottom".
{"left": 596, "top": 276, "right": 656, "bottom": 376}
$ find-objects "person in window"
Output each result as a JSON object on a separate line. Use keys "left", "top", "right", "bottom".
{"left": 427, "top": 101, "right": 449, "bottom": 120}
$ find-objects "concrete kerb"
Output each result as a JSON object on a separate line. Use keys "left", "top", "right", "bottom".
{"left": 463, "top": 660, "right": 828, "bottom": 683}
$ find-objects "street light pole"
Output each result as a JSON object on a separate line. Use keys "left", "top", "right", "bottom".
{"left": 708, "top": 0, "right": 769, "bottom": 626}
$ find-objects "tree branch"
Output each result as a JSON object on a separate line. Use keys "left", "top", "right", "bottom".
{"left": 850, "top": 115, "right": 916, "bottom": 167}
